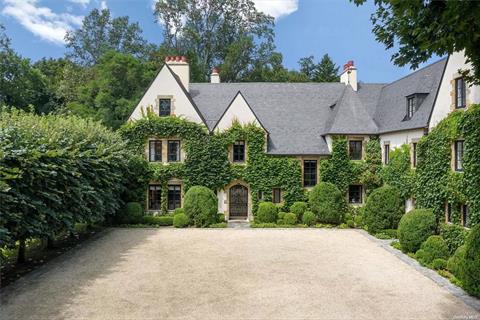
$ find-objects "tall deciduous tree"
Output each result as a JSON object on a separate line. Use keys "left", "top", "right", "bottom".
{"left": 65, "top": 9, "right": 154, "bottom": 66}
{"left": 154, "top": 0, "right": 275, "bottom": 82}
{"left": 353, "top": 0, "right": 480, "bottom": 84}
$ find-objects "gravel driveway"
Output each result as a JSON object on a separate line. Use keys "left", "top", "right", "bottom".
{"left": 1, "top": 228, "right": 479, "bottom": 319}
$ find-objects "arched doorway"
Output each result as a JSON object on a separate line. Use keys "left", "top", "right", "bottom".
{"left": 229, "top": 184, "right": 248, "bottom": 219}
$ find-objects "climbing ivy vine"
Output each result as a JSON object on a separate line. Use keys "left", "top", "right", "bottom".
{"left": 379, "top": 144, "right": 415, "bottom": 200}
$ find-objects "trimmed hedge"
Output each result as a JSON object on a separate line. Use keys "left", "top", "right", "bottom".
{"left": 283, "top": 212, "right": 297, "bottom": 225}
{"left": 431, "top": 258, "right": 447, "bottom": 270}
{"left": 364, "top": 185, "right": 404, "bottom": 234}
{"left": 183, "top": 186, "right": 218, "bottom": 227}
{"left": 290, "top": 202, "right": 308, "bottom": 222}
{"left": 123, "top": 202, "right": 143, "bottom": 224}
{"left": 398, "top": 209, "right": 436, "bottom": 253}
{"left": 440, "top": 223, "right": 469, "bottom": 255}
{"left": 415, "top": 235, "right": 449, "bottom": 267}
{"left": 309, "top": 182, "right": 345, "bottom": 225}
{"left": 302, "top": 211, "right": 316, "bottom": 226}
{"left": 463, "top": 225, "right": 480, "bottom": 297}
{"left": 173, "top": 213, "right": 189, "bottom": 228}
{"left": 256, "top": 202, "right": 277, "bottom": 223}
{"left": 447, "top": 245, "right": 466, "bottom": 281}
{"left": 142, "top": 215, "right": 173, "bottom": 226}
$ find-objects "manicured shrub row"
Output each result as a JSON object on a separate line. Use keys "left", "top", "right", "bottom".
{"left": 142, "top": 215, "right": 174, "bottom": 226}
{"left": 0, "top": 110, "right": 148, "bottom": 263}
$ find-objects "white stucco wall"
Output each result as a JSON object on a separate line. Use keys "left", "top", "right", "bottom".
{"left": 379, "top": 129, "right": 424, "bottom": 154}
{"left": 214, "top": 93, "right": 261, "bottom": 131}
{"left": 429, "top": 51, "right": 480, "bottom": 130}
{"left": 129, "top": 65, "right": 204, "bottom": 124}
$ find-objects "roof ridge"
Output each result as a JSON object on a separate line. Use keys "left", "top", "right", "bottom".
{"left": 384, "top": 57, "right": 448, "bottom": 87}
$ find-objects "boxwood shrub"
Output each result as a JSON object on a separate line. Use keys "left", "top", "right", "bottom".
{"left": 440, "top": 223, "right": 469, "bottom": 255}
{"left": 121, "top": 202, "right": 144, "bottom": 224}
{"left": 173, "top": 213, "right": 189, "bottom": 228}
{"left": 415, "top": 235, "right": 449, "bottom": 267}
{"left": 283, "top": 212, "right": 297, "bottom": 225}
{"left": 431, "top": 258, "right": 447, "bottom": 270}
{"left": 183, "top": 186, "right": 218, "bottom": 227}
{"left": 462, "top": 225, "right": 480, "bottom": 297}
{"left": 290, "top": 202, "right": 308, "bottom": 222}
{"left": 302, "top": 211, "right": 316, "bottom": 226}
{"left": 364, "top": 185, "right": 404, "bottom": 234}
{"left": 143, "top": 215, "right": 173, "bottom": 226}
{"left": 397, "top": 209, "right": 436, "bottom": 253}
{"left": 447, "top": 245, "right": 466, "bottom": 281}
{"left": 309, "top": 182, "right": 345, "bottom": 225}
{"left": 256, "top": 202, "right": 277, "bottom": 223}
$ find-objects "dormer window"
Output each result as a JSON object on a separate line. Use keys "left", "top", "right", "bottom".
{"left": 455, "top": 77, "right": 466, "bottom": 108}
{"left": 407, "top": 96, "right": 415, "bottom": 118}
{"left": 159, "top": 98, "right": 171, "bottom": 116}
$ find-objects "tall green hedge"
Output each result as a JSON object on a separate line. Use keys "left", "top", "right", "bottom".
{"left": 0, "top": 109, "right": 145, "bottom": 261}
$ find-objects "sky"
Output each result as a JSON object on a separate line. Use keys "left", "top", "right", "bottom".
{"left": 0, "top": 0, "right": 441, "bottom": 83}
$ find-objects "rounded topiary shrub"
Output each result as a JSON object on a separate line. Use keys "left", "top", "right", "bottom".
{"left": 183, "top": 186, "right": 218, "bottom": 227}
{"left": 364, "top": 185, "right": 404, "bottom": 234}
{"left": 308, "top": 182, "right": 345, "bottom": 225}
{"left": 462, "top": 225, "right": 480, "bottom": 297}
{"left": 173, "top": 213, "right": 189, "bottom": 228}
{"left": 416, "top": 235, "right": 449, "bottom": 266}
{"left": 440, "top": 223, "right": 469, "bottom": 255}
{"left": 397, "top": 209, "right": 436, "bottom": 253}
{"left": 447, "top": 245, "right": 466, "bottom": 281}
{"left": 302, "top": 211, "right": 316, "bottom": 226}
{"left": 256, "top": 202, "right": 277, "bottom": 223}
{"left": 431, "top": 258, "right": 447, "bottom": 270}
{"left": 290, "top": 202, "right": 308, "bottom": 222}
{"left": 283, "top": 212, "right": 297, "bottom": 225}
{"left": 120, "top": 202, "right": 143, "bottom": 224}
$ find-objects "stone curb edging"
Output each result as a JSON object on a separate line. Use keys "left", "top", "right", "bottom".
{"left": 356, "top": 229, "right": 480, "bottom": 312}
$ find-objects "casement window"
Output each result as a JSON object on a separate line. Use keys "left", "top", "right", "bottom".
{"left": 455, "top": 78, "right": 466, "bottom": 109}
{"left": 272, "top": 188, "right": 282, "bottom": 204}
{"left": 257, "top": 191, "right": 264, "bottom": 201}
{"left": 349, "top": 140, "right": 362, "bottom": 160}
{"left": 168, "top": 140, "right": 181, "bottom": 162}
{"left": 462, "top": 204, "right": 469, "bottom": 227}
{"left": 233, "top": 140, "right": 245, "bottom": 162}
{"left": 159, "top": 98, "right": 171, "bottom": 116}
{"left": 149, "top": 140, "right": 162, "bottom": 162}
{"left": 446, "top": 203, "right": 452, "bottom": 223}
{"left": 348, "top": 185, "right": 363, "bottom": 204}
{"left": 407, "top": 96, "right": 415, "bottom": 119}
{"left": 384, "top": 144, "right": 390, "bottom": 165}
{"left": 454, "top": 140, "right": 464, "bottom": 172}
{"left": 167, "top": 185, "right": 181, "bottom": 210}
{"left": 148, "top": 185, "right": 161, "bottom": 210}
{"left": 303, "top": 160, "right": 318, "bottom": 187}
{"left": 412, "top": 142, "right": 417, "bottom": 168}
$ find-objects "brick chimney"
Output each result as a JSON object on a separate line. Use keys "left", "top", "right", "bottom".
{"left": 210, "top": 67, "right": 220, "bottom": 83}
{"left": 165, "top": 56, "right": 189, "bottom": 91}
{"left": 340, "top": 60, "right": 357, "bottom": 91}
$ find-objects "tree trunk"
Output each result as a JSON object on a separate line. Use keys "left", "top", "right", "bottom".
{"left": 17, "top": 238, "right": 26, "bottom": 264}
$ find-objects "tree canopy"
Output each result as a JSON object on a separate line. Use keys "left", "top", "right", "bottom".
{"left": 353, "top": 0, "right": 480, "bottom": 84}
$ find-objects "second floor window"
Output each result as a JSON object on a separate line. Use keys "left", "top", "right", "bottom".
{"left": 384, "top": 144, "right": 390, "bottom": 165}
{"left": 303, "top": 160, "right": 317, "bottom": 187}
{"left": 412, "top": 142, "right": 417, "bottom": 168}
{"left": 148, "top": 185, "right": 161, "bottom": 210}
{"left": 462, "top": 204, "right": 469, "bottom": 227}
{"left": 272, "top": 188, "right": 282, "bottom": 204}
{"left": 446, "top": 202, "right": 452, "bottom": 223}
{"left": 159, "top": 98, "right": 171, "bottom": 116}
{"left": 407, "top": 96, "right": 415, "bottom": 118}
{"left": 454, "top": 140, "right": 464, "bottom": 172}
{"left": 168, "top": 185, "right": 181, "bottom": 210}
{"left": 349, "top": 140, "right": 362, "bottom": 160}
{"left": 233, "top": 140, "right": 245, "bottom": 162}
{"left": 168, "top": 140, "right": 181, "bottom": 162}
{"left": 149, "top": 140, "right": 162, "bottom": 162}
{"left": 455, "top": 78, "right": 466, "bottom": 108}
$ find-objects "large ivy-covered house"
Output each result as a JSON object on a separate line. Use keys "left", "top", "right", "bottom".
{"left": 126, "top": 53, "right": 479, "bottom": 226}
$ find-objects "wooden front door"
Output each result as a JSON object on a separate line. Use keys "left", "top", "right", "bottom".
{"left": 229, "top": 185, "right": 248, "bottom": 219}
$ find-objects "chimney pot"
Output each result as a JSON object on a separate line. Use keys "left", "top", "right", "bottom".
{"left": 181, "top": 56, "right": 187, "bottom": 62}
{"left": 340, "top": 60, "right": 357, "bottom": 91}
{"left": 210, "top": 67, "right": 220, "bottom": 83}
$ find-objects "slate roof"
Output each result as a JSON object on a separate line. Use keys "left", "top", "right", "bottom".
{"left": 187, "top": 57, "right": 448, "bottom": 155}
